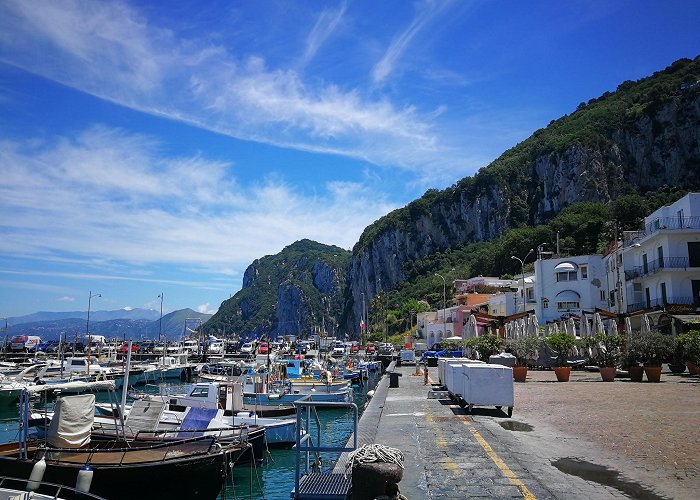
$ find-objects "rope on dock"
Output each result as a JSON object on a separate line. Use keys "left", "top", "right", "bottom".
{"left": 344, "top": 443, "right": 405, "bottom": 472}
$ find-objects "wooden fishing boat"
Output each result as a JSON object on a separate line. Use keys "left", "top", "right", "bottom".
{"left": 0, "top": 381, "right": 230, "bottom": 500}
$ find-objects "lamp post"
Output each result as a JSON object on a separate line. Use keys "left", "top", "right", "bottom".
{"left": 158, "top": 293, "right": 165, "bottom": 366}
{"left": 511, "top": 249, "right": 533, "bottom": 313}
{"left": 84, "top": 291, "right": 101, "bottom": 347}
{"left": 360, "top": 292, "right": 366, "bottom": 346}
{"left": 435, "top": 273, "right": 447, "bottom": 338}
{"left": 1, "top": 317, "right": 7, "bottom": 353}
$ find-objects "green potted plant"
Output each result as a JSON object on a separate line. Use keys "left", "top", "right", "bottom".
{"left": 545, "top": 332, "right": 576, "bottom": 382}
{"left": 506, "top": 336, "right": 541, "bottom": 382}
{"left": 628, "top": 331, "right": 673, "bottom": 382}
{"left": 592, "top": 333, "right": 624, "bottom": 382}
{"left": 622, "top": 347, "right": 644, "bottom": 382}
{"left": 676, "top": 330, "right": 700, "bottom": 375}
{"left": 471, "top": 334, "right": 504, "bottom": 362}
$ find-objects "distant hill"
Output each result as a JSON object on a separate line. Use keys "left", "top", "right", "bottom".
{"left": 8, "top": 308, "right": 161, "bottom": 326}
{"left": 204, "top": 239, "right": 351, "bottom": 339}
{"left": 4, "top": 308, "right": 211, "bottom": 341}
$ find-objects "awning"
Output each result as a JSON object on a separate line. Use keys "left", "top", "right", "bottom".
{"left": 554, "top": 262, "right": 577, "bottom": 271}
{"left": 556, "top": 290, "right": 581, "bottom": 301}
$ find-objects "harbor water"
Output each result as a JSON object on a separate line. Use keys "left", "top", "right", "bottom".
{"left": 0, "top": 370, "right": 381, "bottom": 500}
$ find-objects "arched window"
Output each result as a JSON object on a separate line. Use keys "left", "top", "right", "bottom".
{"left": 556, "top": 290, "right": 580, "bottom": 310}
{"left": 554, "top": 262, "right": 579, "bottom": 282}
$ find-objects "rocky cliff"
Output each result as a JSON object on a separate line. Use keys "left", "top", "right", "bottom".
{"left": 204, "top": 239, "right": 351, "bottom": 338}
{"left": 346, "top": 57, "right": 700, "bottom": 332}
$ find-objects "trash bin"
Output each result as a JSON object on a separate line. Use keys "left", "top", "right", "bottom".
{"left": 389, "top": 372, "right": 402, "bottom": 388}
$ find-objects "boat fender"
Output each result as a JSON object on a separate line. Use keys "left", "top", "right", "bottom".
{"left": 27, "top": 457, "right": 46, "bottom": 491}
{"left": 76, "top": 466, "right": 93, "bottom": 493}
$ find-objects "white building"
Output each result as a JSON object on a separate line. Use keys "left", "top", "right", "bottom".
{"left": 534, "top": 255, "right": 608, "bottom": 323}
{"left": 610, "top": 193, "right": 700, "bottom": 314}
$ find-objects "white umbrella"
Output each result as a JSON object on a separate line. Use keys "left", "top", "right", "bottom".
{"left": 641, "top": 314, "right": 651, "bottom": 335}
{"left": 609, "top": 320, "right": 618, "bottom": 335}
{"left": 625, "top": 316, "right": 633, "bottom": 336}
{"left": 580, "top": 315, "right": 589, "bottom": 337}
{"left": 568, "top": 317, "right": 577, "bottom": 338}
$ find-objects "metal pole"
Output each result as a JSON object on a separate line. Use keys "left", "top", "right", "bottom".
{"left": 85, "top": 291, "right": 101, "bottom": 350}
{"left": 1, "top": 317, "right": 7, "bottom": 354}
{"left": 158, "top": 293, "right": 164, "bottom": 367}
{"left": 435, "top": 274, "right": 447, "bottom": 338}
{"left": 511, "top": 250, "right": 533, "bottom": 313}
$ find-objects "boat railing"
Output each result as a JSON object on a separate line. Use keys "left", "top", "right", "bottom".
{"left": 38, "top": 435, "right": 219, "bottom": 466}
{"left": 291, "top": 396, "right": 357, "bottom": 499}
{"left": 0, "top": 475, "right": 108, "bottom": 499}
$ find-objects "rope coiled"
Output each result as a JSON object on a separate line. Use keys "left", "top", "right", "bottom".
{"left": 345, "top": 443, "right": 404, "bottom": 472}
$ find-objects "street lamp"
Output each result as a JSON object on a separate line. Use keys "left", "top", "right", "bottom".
{"left": 360, "top": 292, "right": 366, "bottom": 346}
{"left": 435, "top": 273, "right": 447, "bottom": 338}
{"left": 1, "top": 317, "right": 7, "bottom": 353}
{"left": 85, "top": 290, "right": 101, "bottom": 341}
{"left": 158, "top": 293, "right": 165, "bottom": 366}
{"left": 511, "top": 249, "right": 533, "bottom": 313}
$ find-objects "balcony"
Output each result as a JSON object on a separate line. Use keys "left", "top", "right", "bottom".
{"left": 623, "top": 216, "right": 700, "bottom": 246}
{"left": 627, "top": 296, "right": 699, "bottom": 314}
{"left": 624, "top": 257, "right": 689, "bottom": 281}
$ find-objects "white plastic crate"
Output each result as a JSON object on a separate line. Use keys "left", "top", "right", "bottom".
{"left": 461, "top": 363, "right": 514, "bottom": 417}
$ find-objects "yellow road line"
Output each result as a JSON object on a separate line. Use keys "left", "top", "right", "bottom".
{"left": 466, "top": 423, "right": 536, "bottom": 500}
{"left": 426, "top": 415, "right": 460, "bottom": 475}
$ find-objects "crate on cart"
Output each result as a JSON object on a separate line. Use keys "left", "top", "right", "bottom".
{"left": 461, "top": 364, "right": 514, "bottom": 417}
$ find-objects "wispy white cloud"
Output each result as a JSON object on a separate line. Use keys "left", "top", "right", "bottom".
{"left": 0, "top": 0, "right": 465, "bottom": 174}
{"left": 300, "top": 2, "right": 347, "bottom": 68}
{"left": 57, "top": 296, "right": 75, "bottom": 302}
{"left": 372, "top": 0, "right": 455, "bottom": 84}
{"left": 0, "top": 127, "right": 397, "bottom": 281}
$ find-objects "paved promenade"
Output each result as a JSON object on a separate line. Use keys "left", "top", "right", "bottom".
{"left": 345, "top": 362, "right": 699, "bottom": 499}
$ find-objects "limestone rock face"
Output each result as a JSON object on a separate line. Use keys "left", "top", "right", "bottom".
{"left": 346, "top": 89, "right": 700, "bottom": 332}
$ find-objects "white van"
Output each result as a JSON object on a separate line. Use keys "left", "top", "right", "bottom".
{"left": 86, "top": 335, "right": 106, "bottom": 346}
{"left": 10, "top": 335, "right": 42, "bottom": 352}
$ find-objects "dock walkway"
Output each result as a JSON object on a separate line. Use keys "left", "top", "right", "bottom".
{"left": 337, "top": 362, "right": 698, "bottom": 499}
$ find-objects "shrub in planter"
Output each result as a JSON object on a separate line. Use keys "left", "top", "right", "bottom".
{"left": 627, "top": 331, "right": 673, "bottom": 382}
{"left": 468, "top": 334, "right": 503, "bottom": 361}
{"left": 545, "top": 333, "right": 577, "bottom": 382}
{"left": 592, "top": 333, "right": 624, "bottom": 382}
{"left": 506, "top": 336, "right": 541, "bottom": 366}
{"left": 676, "top": 331, "right": 700, "bottom": 374}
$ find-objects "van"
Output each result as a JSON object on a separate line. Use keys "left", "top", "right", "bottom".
{"left": 10, "top": 335, "right": 42, "bottom": 352}
{"left": 86, "top": 335, "right": 106, "bottom": 346}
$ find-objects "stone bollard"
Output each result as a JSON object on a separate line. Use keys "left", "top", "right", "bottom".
{"left": 351, "top": 462, "right": 403, "bottom": 500}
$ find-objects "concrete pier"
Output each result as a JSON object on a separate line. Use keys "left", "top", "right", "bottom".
{"left": 338, "top": 362, "right": 699, "bottom": 499}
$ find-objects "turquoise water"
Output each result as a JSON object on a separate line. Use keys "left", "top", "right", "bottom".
{"left": 0, "top": 373, "right": 380, "bottom": 500}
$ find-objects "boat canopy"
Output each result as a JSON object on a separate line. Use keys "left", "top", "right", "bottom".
{"left": 24, "top": 379, "right": 116, "bottom": 393}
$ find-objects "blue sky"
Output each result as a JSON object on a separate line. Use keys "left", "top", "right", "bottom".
{"left": 1, "top": 0, "right": 699, "bottom": 319}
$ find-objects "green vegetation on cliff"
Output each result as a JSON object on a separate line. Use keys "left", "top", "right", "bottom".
{"left": 204, "top": 239, "right": 351, "bottom": 338}
{"left": 355, "top": 56, "right": 700, "bottom": 253}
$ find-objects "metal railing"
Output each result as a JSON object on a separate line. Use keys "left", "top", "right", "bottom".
{"left": 623, "top": 216, "right": 700, "bottom": 246}
{"left": 292, "top": 396, "right": 358, "bottom": 499}
{"left": 625, "top": 257, "right": 690, "bottom": 281}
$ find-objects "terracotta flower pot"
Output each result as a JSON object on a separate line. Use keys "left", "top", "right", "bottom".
{"left": 644, "top": 365, "right": 662, "bottom": 383}
{"left": 599, "top": 366, "right": 617, "bottom": 382}
{"left": 513, "top": 366, "right": 528, "bottom": 382}
{"left": 554, "top": 366, "right": 571, "bottom": 382}
{"left": 687, "top": 362, "right": 698, "bottom": 376}
{"left": 628, "top": 365, "right": 644, "bottom": 382}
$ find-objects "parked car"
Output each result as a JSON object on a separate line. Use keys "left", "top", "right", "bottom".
{"left": 350, "top": 343, "right": 359, "bottom": 353}
{"left": 137, "top": 340, "right": 155, "bottom": 353}
{"left": 119, "top": 342, "right": 138, "bottom": 353}
{"left": 240, "top": 342, "right": 255, "bottom": 354}
{"left": 365, "top": 344, "right": 376, "bottom": 354}
{"left": 258, "top": 342, "right": 269, "bottom": 354}
{"left": 34, "top": 340, "right": 62, "bottom": 353}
